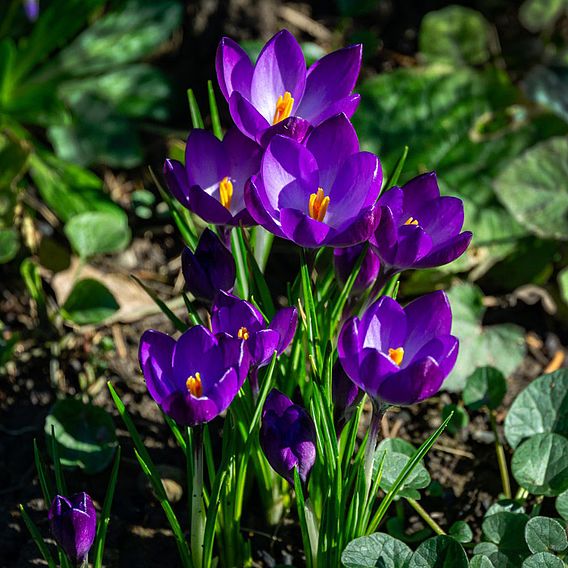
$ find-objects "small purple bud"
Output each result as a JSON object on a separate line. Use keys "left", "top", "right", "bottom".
{"left": 24, "top": 0, "right": 39, "bottom": 21}
{"left": 332, "top": 361, "right": 362, "bottom": 434}
{"left": 48, "top": 492, "right": 96, "bottom": 563}
{"left": 260, "top": 389, "right": 316, "bottom": 484}
{"left": 333, "top": 244, "right": 381, "bottom": 294}
{"left": 182, "top": 229, "right": 236, "bottom": 301}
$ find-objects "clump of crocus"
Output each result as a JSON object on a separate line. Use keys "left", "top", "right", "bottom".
{"left": 48, "top": 492, "right": 96, "bottom": 565}
{"left": 164, "top": 127, "right": 261, "bottom": 226}
{"left": 211, "top": 291, "right": 297, "bottom": 370}
{"left": 182, "top": 229, "right": 236, "bottom": 301}
{"left": 333, "top": 244, "right": 381, "bottom": 295}
{"left": 260, "top": 389, "right": 316, "bottom": 484}
{"left": 337, "top": 291, "right": 458, "bottom": 406}
{"left": 371, "top": 172, "right": 472, "bottom": 275}
{"left": 139, "top": 325, "right": 248, "bottom": 426}
{"left": 245, "top": 113, "right": 382, "bottom": 248}
{"left": 216, "top": 29, "right": 362, "bottom": 145}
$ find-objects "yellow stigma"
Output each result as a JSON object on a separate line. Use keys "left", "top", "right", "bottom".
{"left": 404, "top": 216, "right": 419, "bottom": 226}
{"left": 237, "top": 326, "right": 249, "bottom": 340}
{"left": 388, "top": 347, "right": 404, "bottom": 366}
{"left": 272, "top": 91, "right": 294, "bottom": 124}
{"left": 219, "top": 176, "right": 233, "bottom": 210}
{"left": 308, "top": 187, "right": 330, "bottom": 223}
{"left": 186, "top": 372, "right": 203, "bottom": 397}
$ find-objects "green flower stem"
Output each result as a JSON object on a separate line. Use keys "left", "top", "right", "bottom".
{"left": 190, "top": 425, "right": 205, "bottom": 568}
{"left": 488, "top": 409, "right": 512, "bottom": 499}
{"left": 406, "top": 498, "right": 446, "bottom": 535}
{"left": 363, "top": 407, "right": 383, "bottom": 503}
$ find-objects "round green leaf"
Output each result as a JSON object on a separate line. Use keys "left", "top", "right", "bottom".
{"left": 504, "top": 370, "right": 568, "bottom": 449}
{"left": 64, "top": 210, "right": 130, "bottom": 258}
{"left": 377, "top": 438, "right": 417, "bottom": 458}
{"left": 495, "top": 136, "right": 568, "bottom": 241}
{"left": 408, "top": 535, "right": 468, "bottom": 568}
{"left": 419, "top": 6, "right": 491, "bottom": 66}
{"left": 0, "top": 228, "right": 19, "bottom": 264}
{"left": 522, "top": 552, "right": 565, "bottom": 568}
{"left": 486, "top": 499, "right": 526, "bottom": 517}
{"left": 463, "top": 367, "right": 507, "bottom": 410}
{"left": 519, "top": 0, "right": 567, "bottom": 32}
{"left": 512, "top": 433, "right": 568, "bottom": 496}
{"left": 375, "top": 450, "right": 431, "bottom": 500}
{"left": 341, "top": 532, "right": 413, "bottom": 568}
{"left": 61, "top": 278, "right": 119, "bottom": 325}
{"left": 45, "top": 398, "right": 117, "bottom": 474}
{"left": 449, "top": 520, "right": 473, "bottom": 543}
{"left": 481, "top": 512, "right": 531, "bottom": 564}
{"left": 469, "top": 555, "right": 495, "bottom": 568}
{"left": 524, "top": 516, "right": 568, "bottom": 554}
{"left": 555, "top": 489, "right": 568, "bottom": 521}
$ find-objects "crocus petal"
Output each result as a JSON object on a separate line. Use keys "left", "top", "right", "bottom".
{"left": 411, "top": 335, "right": 459, "bottom": 378}
{"left": 360, "top": 295, "right": 407, "bottom": 352}
{"left": 216, "top": 37, "right": 254, "bottom": 100}
{"left": 305, "top": 113, "right": 359, "bottom": 189}
{"left": 391, "top": 224, "right": 433, "bottom": 269}
{"left": 358, "top": 348, "right": 399, "bottom": 398}
{"left": 244, "top": 177, "right": 285, "bottom": 236}
{"left": 401, "top": 172, "right": 441, "bottom": 213}
{"left": 139, "top": 330, "right": 176, "bottom": 405}
{"left": 418, "top": 196, "right": 465, "bottom": 240}
{"left": 223, "top": 127, "right": 261, "bottom": 196}
{"left": 185, "top": 129, "right": 228, "bottom": 190}
{"left": 229, "top": 91, "right": 270, "bottom": 141}
{"left": 297, "top": 44, "right": 362, "bottom": 123}
{"left": 258, "top": 116, "right": 312, "bottom": 148}
{"left": 370, "top": 205, "right": 399, "bottom": 265}
{"left": 307, "top": 93, "right": 361, "bottom": 126}
{"left": 187, "top": 185, "right": 234, "bottom": 225}
{"left": 415, "top": 231, "right": 473, "bottom": 269}
{"left": 268, "top": 307, "right": 298, "bottom": 353}
{"left": 337, "top": 316, "right": 362, "bottom": 384}
{"left": 211, "top": 291, "right": 264, "bottom": 337}
{"left": 326, "top": 205, "right": 380, "bottom": 248}
{"left": 334, "top": 244, "right": 381, "bottom": 294}
{"left": 250, "top": 30, "right": 306, "bottom": 124}
{"left": 377, "top": 187, "right": 404, "bottom": 220}
{"left": 248, "top": 329, "right": 280, "bottom": 366}
{"left": 280, "top": 207, "right": 331, "bottom": 247}
{"left": 163, "top": 159, "right": 190, "bottom": 207}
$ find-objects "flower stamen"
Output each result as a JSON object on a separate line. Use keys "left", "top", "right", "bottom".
{"left": 404, "top": 216, "right": 419, "bottom": 226}
{"left": 388, "top": 347, "right": 404, "bottom": 366}
{"left": 219, "top": 176, "right": 233, "bottom": 210}
{"left": 237, "top": 326, "right": 249, "bottom": 340}
{"left": 308, "top": 187, "right": 330, "bottom": 223}
{"left": 186, "top": 372, "right": 203, "bottom": 397}
{"left": 272, "top": 91, "right": 294, "bottom": 125}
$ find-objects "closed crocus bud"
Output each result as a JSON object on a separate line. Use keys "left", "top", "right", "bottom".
{"left": 333, "top": 244, "right": 381, "bottom": 295}
{"left": 48, "top": 493, "right": 96, "bottom": 563}
{"left": 260, "top": 389, "right": 316, "bottom": 484}
{"left": 332, "top": 361, "right": 362, "bottom": 434}
{"left": 181, "top": 229, "right": 236, "bottom": 301}
{"left": 23, "top": 0, "right": 39, "bottom": 21}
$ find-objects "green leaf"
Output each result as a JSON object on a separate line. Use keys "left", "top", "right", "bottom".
{"left": 519, "top": 0, "right": 567, "bottom": 32}
{"left": 469, "top": 555, "right": 494, "bottom": 568}
{"left": 61, "top": 278, "right": 119, "bottom": 325}
{"left": 0, "top": 228, "right": 19, "bottom": 263}
{"left": 481, "top": 511, "right": 530, "bottom": 564}
{"left": 555, "top": 489, "right": 568, "bottom": 521}
{"left": 512, "top": 433, "right": 568, "bottom": 496}
{"left": 445, "top": 283, "right": 525, "bottom": 391}
{"left": 64, "top": 210, "right": 130, "bottom": 258}
{"left": 486, "top": 499, "right": 525, "bottom": 517}
{"left": 419, "top": 6, "right": 492, "bottom": 66}
{"left": 524, "top": 516, "right": 568, "bottom": 554}
{"left": 522, "top": 552, "right": 565, "bottom": 567}
{"left": 341, "top": 532, "right": 413, "bottom": 568}
{"left": 494, "top": 137, "right": 568, "bottom": 240}
{"left": 45, "top": 398, "right": 117, "bottom": 475}
{"left": 524, "top": 65, "right": 568, "bottom": 124}
{"left": 504, "top": 370, "right": 568, "bottom": 449}
{"left": 408, "top": 535, "right": 468, "bottom": 567}
{"left": 463, "top": 367, "right": 507, "bottom": 410}
{"left": 374, "top": 450, "right": 431, "bottom": 500}
{"left": 19, "top": 505, "right": 56, "bottom": 568}
{"left": 441, "top": 404, "right": 469, "bottom": 434}
{"left": 559, "top": 267, "right": 568, "bottom": 306}
{"left": 449, "top": 520, "right": 473, "bottom": 543}
{"left": 54, "top": 0, "right": 183, "bottom": 76}
{"left": 0, "top": 133, "right": 30, "bottom": 190}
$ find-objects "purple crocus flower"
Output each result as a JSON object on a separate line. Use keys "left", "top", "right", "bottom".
{"left": 245, "top": 113, "right": 381, "bottom": 248}
{"left": 182, "top": 229, "right": 236, "bottom": 301}
{"left": 23, "top": 0, "right": 39, "bottom": 21}
{"left": 216, "top": 29, "right": 362, "bottom": 146}
{"left": 164, "top": 127, "right": 261, "bottom": 226}
{"left": 260, "top": 389, "right": 316, "bottom": 484}
{"left": 337, "top": 291, "right": 458, "bottom": 406}
{"left": 371, "top": 172, "right": 472, "bottom": 275}
{"left": 333, "top": 244, "right": 381, "bottom": 294}
{"left": 139, "top": 325, "right": 248, "bottom": 426}
{"left": 211, "top": 291, "right": 297, "bottom": 369}
{"left": 48, "top": 493, "right": 96, "bottom": 563}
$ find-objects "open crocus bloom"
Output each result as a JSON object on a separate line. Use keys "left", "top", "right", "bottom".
{"left": 338, "top": 291, "right": 458, "bottom": 406}
{"left": 139, "top": 326, "right": 248, "bottom": 426}
{"left": 48, "top": 493, "right": 96, "bottom": 563}
{"left": 245, "top": 113, "right": 382, "bottom": 248}
{"left": 211, "top": 291, "right": 297, "bottom": 369}
{"left": 163, "top": 127, "right": 261, "bottom": 226}
{"left": 216, "top": 29, "right": 362, "bottom": 145}
{"left": 259, "top": 389, "right": 316, "bottom": 484}
{"left": 371, "top": 172, "right": 472, "bottom": 274}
